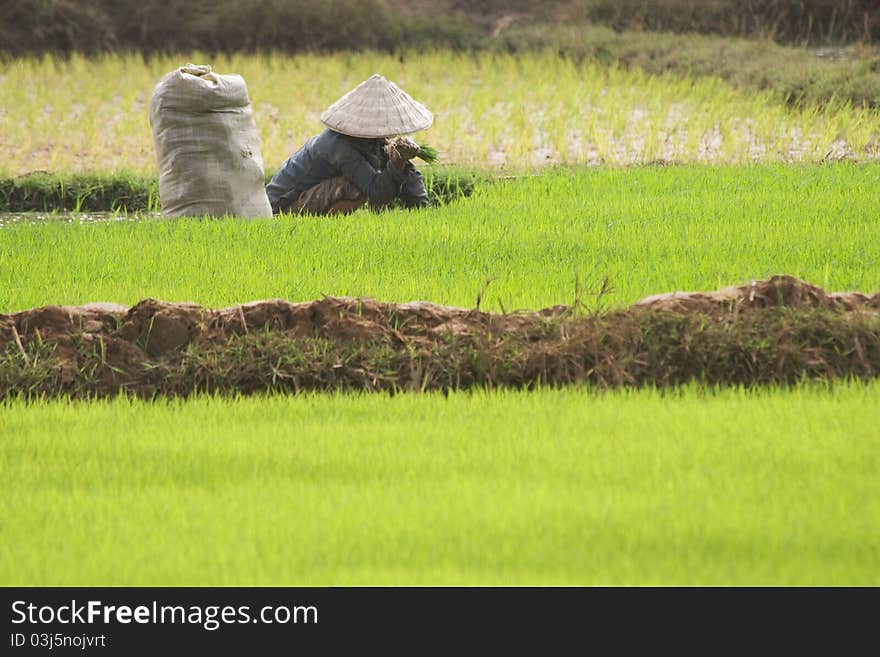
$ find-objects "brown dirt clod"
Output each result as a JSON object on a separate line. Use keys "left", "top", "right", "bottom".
{"left": 634, "top": 275, "right": 879, "bottom": 313}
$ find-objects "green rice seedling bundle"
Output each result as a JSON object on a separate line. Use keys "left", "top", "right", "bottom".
{"left": 417, "top": 144, "right": 439, "bottom": 163}
{"left": 383, "top": 137, "right": 438, "bottom": 164}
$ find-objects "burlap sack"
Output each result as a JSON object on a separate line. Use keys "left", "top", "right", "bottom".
{"left": 149, "top": 64, "right": 272, "bottom": 218}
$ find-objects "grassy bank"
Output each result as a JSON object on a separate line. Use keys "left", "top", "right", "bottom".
{"left": 496, "top": 25, "right": 880, "bottom": 109}
{"left": 3, "top": 52, "right": 878, "bottom": 176}
{"left": 3, "top": 285, "right": 878, "bottom": 398}
{"left": 3, "top": 384, "right": 878, "bottom": 585}
{"left": 0, "top": 168, "right": 483, "bottom": 213}
{"left": 2, "top": 164, "right": 878, "bottom": 313}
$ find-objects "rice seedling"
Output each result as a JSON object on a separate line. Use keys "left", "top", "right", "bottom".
{"left": 1, "top": 52, "right": 878, "bottom": 176}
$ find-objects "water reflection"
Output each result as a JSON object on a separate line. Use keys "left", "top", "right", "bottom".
{"left": 0, "top": 212, "right": 165, "bottom": 228}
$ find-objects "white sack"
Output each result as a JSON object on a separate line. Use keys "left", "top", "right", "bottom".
{"left": 149, "top": 64, "right": 272, "bottom": 218}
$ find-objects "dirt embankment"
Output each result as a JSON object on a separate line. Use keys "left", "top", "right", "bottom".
{"left": 2, "top": 275, "right": 879, "bottom": 398}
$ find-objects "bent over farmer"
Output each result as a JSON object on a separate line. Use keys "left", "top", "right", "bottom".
{"left": 266, "top": 74, "right": 432, "bottom": 215}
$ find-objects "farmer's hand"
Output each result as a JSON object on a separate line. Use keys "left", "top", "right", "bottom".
{"left": 385, "top": 137, "right": 420, "bottom": 168}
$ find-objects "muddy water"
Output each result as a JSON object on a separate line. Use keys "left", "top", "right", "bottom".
{"left": 0, "top": 212, "right": 165, "bottom": 227}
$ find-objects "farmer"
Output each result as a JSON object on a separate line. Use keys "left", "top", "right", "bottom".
{"left": 266, "top": 74, "right": 432, "bottom": 215}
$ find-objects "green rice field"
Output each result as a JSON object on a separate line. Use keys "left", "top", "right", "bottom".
{"left": 3, "top": 384, "right": 879, "bottom": 586}
{"left": 3, "top": 47, "right": 880, "bottom": 586}
{"left": 2, "top": 163, "right": 879, "bottom": 313}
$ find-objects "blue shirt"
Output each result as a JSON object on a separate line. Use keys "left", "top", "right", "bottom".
{"left": 266, "top": 129, "right": 430, "bottom": 212}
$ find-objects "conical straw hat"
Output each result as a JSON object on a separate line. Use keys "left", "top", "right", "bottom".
{"left": 320, "top": 74, "right": 433, "bottom": 138}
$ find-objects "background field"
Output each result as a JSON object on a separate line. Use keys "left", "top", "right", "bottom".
{"left": 4, "top": 0, "right": 877, "bottom": 56}
{"left": 2, "top": 52, "right": 879, "bottom": 176}
{"left": 3, "top": 384, "right": 879, "bottom": 586}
